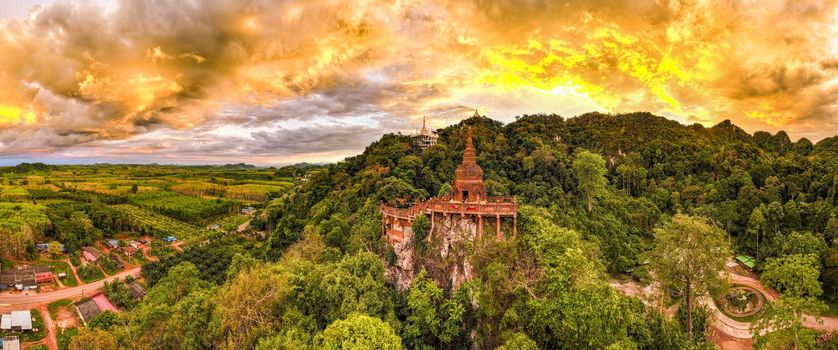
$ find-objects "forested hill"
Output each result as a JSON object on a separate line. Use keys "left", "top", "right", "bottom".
{"left": 259, "top": 111, "right": 837, "bottom": 273}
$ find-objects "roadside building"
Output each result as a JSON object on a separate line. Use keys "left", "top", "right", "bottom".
{"left": 0, "top": 266, "right": 50, "bottom": 290}
{"left": 33, "top": 266, "right": 52, "bottom": 283}
{"left": 128, "top": 282, "right": 147, "bottom": 300}
{"left": 137, "top": 237, "right": 152, "bottom": 245}
{"left": 128, "top": 240, "right": 142, "bottom": 249}
{"left": 163, "top": 236, "right": 177, "bottom": 243}
{"left": 74, "top": 299, "right": 102, "bottom": 326}
{"left": 0, "top": 310, "right": 32, "bottom": 331}
{"left": 81, "top": 246, "right": 104, "bottom": 262}
{"left": 1, "top": 336, "right": 21, "bottom": 350}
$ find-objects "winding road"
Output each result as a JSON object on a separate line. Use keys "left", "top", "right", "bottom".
{"left": 0, "top": 268, "right": 140, "bottom": 308}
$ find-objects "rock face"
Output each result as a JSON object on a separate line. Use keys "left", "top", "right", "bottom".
{"left": 388, "top": 225, "right": 415, "bottom": 290}
{"left": 387, "top": 214, "right": 480, "bottom": 291}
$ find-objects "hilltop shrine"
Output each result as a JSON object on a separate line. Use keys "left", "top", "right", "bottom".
{"left": 381, "top": 124, "right": 517, "bottom": 244}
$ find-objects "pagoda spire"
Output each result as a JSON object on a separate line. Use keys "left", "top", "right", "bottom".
{"left": 472, "top": 109, "right": 480, "bottom": 118}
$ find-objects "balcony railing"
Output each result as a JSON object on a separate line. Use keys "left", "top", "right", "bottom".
{"left": 381, "top": 197, "right": 517, "bottom": 220}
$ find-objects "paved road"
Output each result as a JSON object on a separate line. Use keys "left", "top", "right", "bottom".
{"left": 0, "top": 268, "right": 141, "bottom": 307}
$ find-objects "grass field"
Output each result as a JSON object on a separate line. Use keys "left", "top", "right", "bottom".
{"left": 48, "top": 299, "right": 73, "bottom": 319}
{"left": 57, "top": 327, "right": 79, "bottom": 350}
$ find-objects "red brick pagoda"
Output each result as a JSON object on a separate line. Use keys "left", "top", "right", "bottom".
{"left": 380, "top": 127, "right": 517, "bottom": 244}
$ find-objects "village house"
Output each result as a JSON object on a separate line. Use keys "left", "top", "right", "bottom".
{"left": 0, "top": 266, "right": 52, "bottom": 290}
{"left": 0, "top": 336, "right": 21, "bottom": 350}
{"left": 137, "top": 237, "right": 152, "bottom": 245}
{"left": 128, "top": 283, "right": 147, "bottom": 300}
{"left": 32, "top": 266, "right": 52, "bottom": 284}
{"left": 0, "top": 310, "right": 32, "bottom": 332}
{"left": 207, "top": 224, "right": 221, "bottom": 230}
{"left": 105, "top": 239, "right": 119, "bottom": 249}
{"left": 74, "top": 299, "right": 102, "bottom": 326}
{"left": 128, "top": 240, "right": 142, "bottom": 249}
{"left": 81, "top": 246, "right": 104, "bottom": 262}
{"left": 122, "top": 246, "right": 137, "bottom": 258}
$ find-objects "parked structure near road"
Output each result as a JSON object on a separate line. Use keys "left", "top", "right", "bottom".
{"left": 0, "top": 266, "right": 52, "bottom": 290}
{"left": 74, "top": 298, "right": 102, "bottom": 325}
{"left": 0, "top": 310, "right": 32, "bottom": 331}
{"left": 0, "top": 336, "right": 21, "bottom": 350}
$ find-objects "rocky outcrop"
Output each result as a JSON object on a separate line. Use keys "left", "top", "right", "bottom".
{"left": 387, "top": 213, "right": 491, "bottom": 291}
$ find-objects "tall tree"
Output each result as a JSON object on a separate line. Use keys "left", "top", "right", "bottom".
{"left": 316, "top": 314, "right": 402, "bottom": 350}
{"left": 761, "top": 254, "right": 822, "bottom": 298}
{"left": 572, "top": 150, "right": 607, "bottom": 214}
{"left": 69, "top": 328, "right": 119, "bottom": 350}
{"left": 650, "top": 214, "right": 730, "bottom": 341}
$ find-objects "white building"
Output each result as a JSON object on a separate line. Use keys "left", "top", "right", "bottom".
{"left": 0, "top": 310, "right": 32, "bottom": 331}
{"left": 413, "top": 116, "right": 438, "bottom": 150}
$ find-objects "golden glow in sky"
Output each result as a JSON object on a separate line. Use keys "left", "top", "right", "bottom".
{"left": 0, "top": 0, "right": 837, "bottom": 164}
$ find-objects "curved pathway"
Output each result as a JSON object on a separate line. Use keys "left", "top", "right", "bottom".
{"left": 0, "top": 268, "right": 140, "bottom": 307}
{"left": 612, "top": 268, "right": 838, "bottom": 343}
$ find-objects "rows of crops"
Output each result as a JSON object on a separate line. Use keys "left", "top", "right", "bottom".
{"left": 128, "top": 191, "right": 238, "bottom": 224}
{"left": 63, "top": 182, "right": 160, "bottom": 196}
{"left": 111, "top": 204, "right": 208, "bottom": 242}
{"left": 168, "top": 180, "right": 293, "bottom": 202}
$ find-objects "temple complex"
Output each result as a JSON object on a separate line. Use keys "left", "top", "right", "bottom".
{"left": 381, "top": 126, "right": 517, "bottom": 244}
{"left": 413, "top": 116, "right": 438, "bottom": 149}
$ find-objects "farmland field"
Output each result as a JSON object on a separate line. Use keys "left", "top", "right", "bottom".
{"left": 128, "top": 191, "right": 238, "bottom": 224}
{"left": 112, "top": 204, "right": 207, "bottom": 242}
{"left": 0, "top": 163, "right": 299, "bottom": 296}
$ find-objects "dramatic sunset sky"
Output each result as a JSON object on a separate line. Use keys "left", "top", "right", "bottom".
{"left": 1, "top": 0, "right": 837, "bottom": 165}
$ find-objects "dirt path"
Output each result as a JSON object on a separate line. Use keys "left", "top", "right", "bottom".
{"left": 140, "top": 245, "right": 158, "bottom": 262}
{"left": 37, "top": 304, "right": 59, "bottom": 350}
{"left": 65, "top": 258, "right": 83, "bottom": 285}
